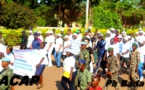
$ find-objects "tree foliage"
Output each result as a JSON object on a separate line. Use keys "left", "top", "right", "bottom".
{"left": 0, "top": 2, "right": 37, "bottom": 29}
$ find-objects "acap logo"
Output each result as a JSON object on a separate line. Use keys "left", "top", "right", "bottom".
{"left": 0, "top": 76, "right": 39, "bottom": 86}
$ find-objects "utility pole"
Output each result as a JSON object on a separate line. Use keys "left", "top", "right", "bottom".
{"left": 85, "top": 0, "right": 89, "bottom": 29}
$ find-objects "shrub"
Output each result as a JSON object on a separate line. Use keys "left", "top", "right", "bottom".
{"left": 0, "top": 2, "right": 37, "bottom": 29}
{"left": 0, "top": 27, "right": 144, "bottom": 46}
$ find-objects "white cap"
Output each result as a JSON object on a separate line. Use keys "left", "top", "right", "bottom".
{"left": 122, "top": 31, "right": 126, "bottom": 34}
{"left": 28, "top": 30, "right": 32, "bottom": 33}
{"left": 139, "top": 30, "right": 144, "bottom": 33}
{"left": 128, "top": 36, "right": 131, "bottom": 39}
{"left": 110, "top": 28, "right": 115, "bottom": 31}
{"left": 106, "top": 30, "right": 111, "bottom": 34}
{"left": 139, "top": 28, "right": 143, "bottom": 31}
{"left": 123, "top": 37, "right": 128, "bottom": 40}
{"left": 66, "top": 49, "right": 73, "bottom": 54}
{"left": 118, "top": 35, "right": 122, "bottom": 38}
{"left": 73, "top": 33, "right": 77, "bottom": 36}
{"left": 97, "top": 31, "right": 101, "bottom": 33}
{"left": 135, "top": 32, "right": 139, "bottom": 34}
{"left": 57, "top": 34, "right": 61, "bottom": 37}
{"left": 85, "top": 35, "right": 90, "bottom": 39}
{"left": 139, "top": 39, "right": 144, "bottom": 44}
{"left": 64, "top": 35, "right": 69, "bottom": 38}
{"left": 38, "top": 31, "right": 42, "bottom": 34}
{"left": 46, "top": 31, "right": 53, "bottom": 34}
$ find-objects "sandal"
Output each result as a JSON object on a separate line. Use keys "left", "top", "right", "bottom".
{"left": 37, "top": 84, "right": 43, "bottom": 89}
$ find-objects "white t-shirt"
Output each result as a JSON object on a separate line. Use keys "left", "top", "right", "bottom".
{"left": 68, "top": 34, "right": 73, "bottom": 42}
{"left": 137, "top": 35, "right": 145, "bottom": 42}
{"left": 111, "top": 33, "right": 115, "bottom": 38}
{"left": 138, "top": 47, "right": 145, "bottom": 63}
{"left": 105, "top": 37, "right": 112, "bottom": 50}
{"left": 27, "top": 35, "right": 34, "bottom": 47}
{"left": 63, "top": 56, "right": 76, "bottom": 72}
{"left": 45, "top": 35, "right": 54, "bottom": 51}
{"left": 38, "top": 49, "right": 48, "bottom": 65}
{"left": 55, "top": 38, "right": 63, "bottom": 52}
{"left": 77, "top": 34, "right": 82, "bottom": 41}
{"left": 63, "top": 40, "right": 71, "bottom": 55}
{"left": 107, "top": 44, "right": 119, "bottom": 57}
{"left": 70, "top": 39, "right": 81, "bottom": 55}
{"left": 121, "top": 42, "right": 130, "bottom": 58}
{"left": 6, "top": 53, "right": 15, "bottom": 69}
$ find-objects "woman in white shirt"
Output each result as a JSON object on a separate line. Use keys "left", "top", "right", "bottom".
{"left": 61, "top": 49, "right": 76, "bottom": 90}
{"left": 35, "top": 42, "right": 47, "bottom": 89}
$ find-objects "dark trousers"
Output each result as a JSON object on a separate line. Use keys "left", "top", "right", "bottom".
{"left": 51, "top": 48, "right": 55, "bottom": 55}
{"left": 101, "top": 51, "right": 106, "bottom": 73}
{"left": 61, "top": 71, "right": 77, "bottom": 90}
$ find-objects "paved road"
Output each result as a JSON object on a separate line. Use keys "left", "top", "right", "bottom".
{"left": 13, "top": 46, "right": 145, "bottom": 90}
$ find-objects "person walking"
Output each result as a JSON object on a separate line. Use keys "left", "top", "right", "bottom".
{"left": 128, "top": 43, "right": 140, "bottom": 90}
{"left": 61, "top": 49, "right": 76, "bottom": 90}
{"left": 20, "top": 30, "right": 27, "bottom": 49}
{"left": 54, "top": 34, "right": 63, "bottom": 67}
{"left": 32, "top": 32, "right": 42, "bottom": 49}
{"left": 75, "top": 59, "right": 92, "bottom": 90}
{"left": 45, "top": 31, "right": 54, "bottom": 67}
{"left": 27, "top": 30, "right": 34, "bottom": 49}
{"left": 103, "top": 47, "right": 120, "bottom": 90}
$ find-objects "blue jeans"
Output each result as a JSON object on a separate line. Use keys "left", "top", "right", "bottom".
{"left": 138, "top": 62, "right": 144, "bottom": 77}
{"left": 54, "top": 51, "right": 62, "bottom": 66}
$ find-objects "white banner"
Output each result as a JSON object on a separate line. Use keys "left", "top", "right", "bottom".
{"left": 13, "top": 50, "right": 40, "bottom": 78}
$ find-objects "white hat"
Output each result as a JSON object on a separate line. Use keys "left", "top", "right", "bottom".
{"left": 66, "top": 49, "right": 73, "bottom": 54}
{"left": 122, "top": 31, "right": 126, "bottom": 34}
{"left": 123, "top": 37, "right": 128, "bottom": 40}
{"left": 38, "top": 31, "right": 42, "bottom": 34}
{"left": 73, "top": 33, "right": 77, "bottom": 36}
{"left": 106, "top": 30, "right": 111, "bottom": 34}
{"left": 57, "top": 34, "right": 61, "bottom": 37}
{"left": 118, "top": 35, "right": 122, "bottom": 38}
{"left": 46, "top": 31, "right": 53, "bottom": 34}
{"left": 139, "top": 30, "right": 144, "bottom": 33}
{"left": 110, "top": 28, "right": 115, "bottom": 31}
{"left": 135, "top": 32, "right": 139, "bottom": 34}
{"left": 28, "top": 30, "right": 33, "bottom": 33}
{"left": 139, "top": 28, "right": 143, "bottom": 31}
{"left": 128, "top": 36, "right": 131, "bottom": 39}
{"left": 85, "top": 35, "right": 90, "bottom": 39}
{"left": 64, "top": 35, "right": 69, "bottom": 38}
{"left": 139, "top": 39, "right": 144, "bottom": 44}
{"left": 97, "top": 31, "right": 101, "bottom": 33}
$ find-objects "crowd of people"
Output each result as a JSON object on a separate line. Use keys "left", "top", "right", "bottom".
{"left": 0, "top": 27, "right": 144, "bottom": 90}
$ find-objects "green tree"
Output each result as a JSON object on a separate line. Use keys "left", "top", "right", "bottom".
{"left": 0, "top": 2, "right": 37, "bottom": 29}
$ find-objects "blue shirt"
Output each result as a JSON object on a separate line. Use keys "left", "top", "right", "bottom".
{"left": 32, "top": 39, "right": 41, "bottom": 49}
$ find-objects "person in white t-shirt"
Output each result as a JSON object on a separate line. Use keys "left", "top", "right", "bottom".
{"left": 105, "top": 30, "right": 112, "bottom": 50}
{"left": 76, "top": 30, "right": 82, "bottom": 41}
{"left": 35, "top": 42, "right": 47, "bottom": 89}
{"left": 70, "top": 33, "right": 81, "bottom": 57}
{"left": 38, "top": 31, "right": 43, "bottom": 42}
{"left": 6, "top": 46, "right": 14, "bottom": 70}
{"left": 61, "top": 49, "right": 76, "bottom": 90}
{"left": 62, "top": 35, "right": 70, "bottom": 60}
{"left": 121, "top": 37, "right": 130, "bottom": 68}
{"left": 45, "top": 30, "right": 54, "bottom": 67}
{"left": 110, "top": 28, "right": 116, "bottom": 38}
{"left": 138, "top": 39, "right": 145, "bottom": 81}
{"left": 27, "top": 30, "right": 34, "bottom": 49}
{"left": 54, "top": 34, "right": 63, "bottom": 67}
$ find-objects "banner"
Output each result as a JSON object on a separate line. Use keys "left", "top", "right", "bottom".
{"left": 13, "top": 50, "right": 40, "bottom": 78}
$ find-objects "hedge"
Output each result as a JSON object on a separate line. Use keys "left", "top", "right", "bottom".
{"left": 0, "top": 27, "right": 144, "bottom": 46}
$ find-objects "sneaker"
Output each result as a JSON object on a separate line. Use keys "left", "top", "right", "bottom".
{"left": 140, "top": 77, "right": 144, "bottom": 81}
{"left": 48, "top": 64, "right": 52, "bottom": 67}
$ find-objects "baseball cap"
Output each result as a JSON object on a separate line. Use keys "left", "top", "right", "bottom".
{"left": 110, "top": 28, "right": 115, "bottom": 31}
{"left": 85, "top": 35, "right": 90, "bottom": 39}
{"left": 34, "top": 32, "right": 38, "bottom": 36}
{"left": 108, "top": 47, "right": 114, "bottom": 52}
{"left": 64, "top": 35, "right": 69, "bottom": 38}
{"left": 66, "top": 49, "right": 73, "bottom": 54}
{"left": 132, "top": 43, "right": 138, "bottom": 47}
{"left": 98, "top": 33, "right": 103, "bottom": 37}
{"left": 73, "top": 33, "right": 78, "bottom": 36}
{"left": 38, "top": 31, "right": 42, "bottom": 34}
{"left": 106, "top": 30, "right": 111, "bottom": 34}
{"left": 57, "top": 34, "right": 61, "bottom": 37}
{"left": 81, "top": 41, "right": 87, "bottom": 45}
{"left": 78, "top": 59, "right": 86, "bottom": 64}
{"left": 28, "top": 30, "right": 32, "bottom": 33}
{"left": 84, "top": 30, "right": 88, "bottom": 33}
{"left": 2, "top": 57, "right": 10, "bottom": 62}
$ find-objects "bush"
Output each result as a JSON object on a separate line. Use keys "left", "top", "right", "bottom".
{"left": 0, "top": 2, "right": 37, "bottom": 29}
{"left": 0, "top": 27, "right": 144, "bottom": 46}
